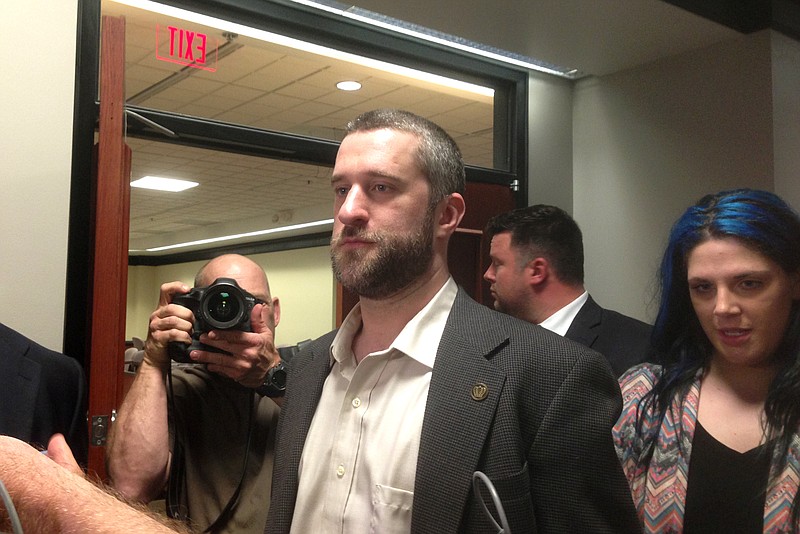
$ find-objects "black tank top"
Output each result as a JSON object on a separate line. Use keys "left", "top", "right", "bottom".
{"left": 683, "top": 421, "right": 771, "bottom": 533}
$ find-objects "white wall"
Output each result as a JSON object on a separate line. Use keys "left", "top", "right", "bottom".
{"left": 773, "top": 31, "right": 800, "bottom": 208}
{"left": 571, "top": 31, "right": 774, "bottom": 322}
{"left": 0, "top": 0, "right": 78, "bottom": 350}
{"left": 527, "top": 71, "right": 574, "bottom": 210}
{"left": 126, "top": 247, "right": 335, "bottom": 347}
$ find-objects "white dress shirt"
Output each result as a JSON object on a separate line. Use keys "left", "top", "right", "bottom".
{"left": 538, "top": 291, "right": 588, "bottom": 336}
{"left": 291, "top": 278, "right": 458, "bottom": 534}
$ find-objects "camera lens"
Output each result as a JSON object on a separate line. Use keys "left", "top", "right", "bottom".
{"left": 204, "top": 289, "right": 243, "bottom": 329}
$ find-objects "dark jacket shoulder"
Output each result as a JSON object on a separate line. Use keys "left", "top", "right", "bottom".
{"left": 0, "top": 323, "right": 88, "bottom": 465}
{"left": 566, "top": 295, "right": 653, "bottom": 377}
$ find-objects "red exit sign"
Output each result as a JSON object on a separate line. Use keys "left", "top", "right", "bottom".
{"left": 156, "top": 24, "right": 218, "bottom": 72}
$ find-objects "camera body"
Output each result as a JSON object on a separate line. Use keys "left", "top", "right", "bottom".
{"left": 168, "top": 277, "right": 260, "bottom": 363}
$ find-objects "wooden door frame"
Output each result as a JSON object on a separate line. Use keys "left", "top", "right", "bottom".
{"left": 86, "top": 14, "right": 130, "bottom": 478}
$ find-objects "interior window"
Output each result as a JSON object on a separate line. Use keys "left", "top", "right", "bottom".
{"left": 103, "top": 0, "right": 496, "bottom": 170}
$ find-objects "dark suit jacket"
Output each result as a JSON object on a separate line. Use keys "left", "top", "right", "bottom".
{"left": 565, "top": 295, "right": 653, "bottom": 378}
{"left": 267, "top": 289, "right": 640, "bottom": 534}
{"left": 0, "top": 322, "right": 88, "bottom": 466}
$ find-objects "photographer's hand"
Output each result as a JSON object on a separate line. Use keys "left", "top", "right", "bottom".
{"left": 142, "top": 281, "right": 195, "bottom": 370}
{"left": 193, "top": 299, "right": 281, "bottom": 388}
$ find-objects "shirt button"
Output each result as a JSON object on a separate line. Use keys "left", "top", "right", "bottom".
{"left": 336, "top": 464, "right": 345, "bottom": 477}
{"left": 352, "top": 397, "right": 361, "bottom": 408}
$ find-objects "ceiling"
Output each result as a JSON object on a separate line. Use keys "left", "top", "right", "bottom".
{"left": 345, "top": 0, "right": 740, "bottom": 77}
{"left": 112, "top": 0, "right": 747, "bottom": 257}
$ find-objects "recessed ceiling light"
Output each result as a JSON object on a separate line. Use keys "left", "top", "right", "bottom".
{"left": 131, "top": 176, "right": 199, "bottom": 192}
{"left": 336, "top": 80, "right": 362, "bottom": 91}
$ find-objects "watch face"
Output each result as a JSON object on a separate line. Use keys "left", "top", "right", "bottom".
{"left": 257, "top": 362, "right": 287, "bottom": 397}
{"left": 271, "top": 367, "right": 287, "bottom": 389}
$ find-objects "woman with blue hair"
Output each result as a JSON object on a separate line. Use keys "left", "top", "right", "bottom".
{"left": 614, "top": 188, "right": 800, "bottom": 533}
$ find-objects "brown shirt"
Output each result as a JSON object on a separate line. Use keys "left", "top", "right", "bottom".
{"left": 169, "top": 365, "right": 280, "bottom": 534}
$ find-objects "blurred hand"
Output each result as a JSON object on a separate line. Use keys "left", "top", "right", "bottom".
{"left": 44, "top": 434, "right": 84, "bottom": 477}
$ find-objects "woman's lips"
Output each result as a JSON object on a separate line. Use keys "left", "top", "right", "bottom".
{"left": 716, "top": 328, "right": 751, "bottom": 346}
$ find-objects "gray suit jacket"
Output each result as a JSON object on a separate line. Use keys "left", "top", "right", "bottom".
{"left": 565, "top": 295, "right": 653, "bottom": 378}
{"left": 266, "top": 289, "right": 640, "bottom": 533}
{"left": 0, "top": 322, "right": 88, "bottom": 465}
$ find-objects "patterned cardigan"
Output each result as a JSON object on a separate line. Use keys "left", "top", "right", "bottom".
{"left": 613, "top": 363, "right": 800, "bottom": 533}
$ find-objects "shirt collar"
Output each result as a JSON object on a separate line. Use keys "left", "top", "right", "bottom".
{"left": 330, "top": 277, "right": 458, "bottom": 369}
{"left": 539, "top": 291, "right": 588, "bottom": 337}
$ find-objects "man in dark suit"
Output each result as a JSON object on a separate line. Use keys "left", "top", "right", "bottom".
{"left": 267, "top": 109, "right": 640, "bottom": 533}
{"left": 484, "top": 204, "right": 652, "bottom": 377}
{"left": 0, "top": 322, "right": 88, "bottom": 466}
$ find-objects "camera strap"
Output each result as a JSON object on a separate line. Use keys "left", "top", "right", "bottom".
{"left": 165, "top": 369, "right": 188, "bottom": 522}
{"left": 165, "top": 368, "right": 257, "bottom": 534}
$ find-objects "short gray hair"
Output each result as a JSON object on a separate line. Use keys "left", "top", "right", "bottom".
{"left": 345, "top": 109, "right": 466, "bottom": 208}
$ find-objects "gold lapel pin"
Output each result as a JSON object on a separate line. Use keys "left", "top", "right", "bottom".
{"left": 471, "top": 383, "right": 489, "bottom": 401}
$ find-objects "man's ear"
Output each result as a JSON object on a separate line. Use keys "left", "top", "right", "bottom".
{"left": 527, "top": 257, "right": 549, "bottom": 286}
{"left": 268, "top": 297, "right": 280, "bottom": 328}
{"left": 436, "top": 193, "right": 466, "bottom": 237}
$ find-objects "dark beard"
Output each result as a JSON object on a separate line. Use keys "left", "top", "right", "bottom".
{"left": 330, "top": 210, "right": 435, "bottom": 299}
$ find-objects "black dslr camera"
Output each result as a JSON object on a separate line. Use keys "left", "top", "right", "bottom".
{"left": 168, "top": 277, "right": 261, "bottom": 363}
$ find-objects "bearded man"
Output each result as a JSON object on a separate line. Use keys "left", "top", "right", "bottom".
{"left": 266, "top": 109, "right": 640, "bottom": 534}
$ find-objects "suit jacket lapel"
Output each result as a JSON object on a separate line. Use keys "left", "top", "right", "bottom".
{"left": 565, "top": 295, "right": 601, "bottom": 348}
{"left": 268, "top": 332, "right": 336, "bottom": 533}
{"left": 284, "top": 333, "right": 334, "bottom": 461}
{"left": 411, "top": 290, "right": 508, "bottom": 533}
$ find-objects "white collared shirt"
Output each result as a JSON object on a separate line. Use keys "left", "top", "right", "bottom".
{"left": 290, "top": 277, "right": 459, "bottom": 534}
{"left": 538, "top": 291, "right": 588, "bottom": 337}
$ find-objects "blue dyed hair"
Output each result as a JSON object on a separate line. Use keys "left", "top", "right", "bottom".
{"left": 640, "top": 189, "right": 800, "bottom": 526}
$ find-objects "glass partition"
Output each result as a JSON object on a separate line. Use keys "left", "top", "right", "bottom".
{"left": 103, "top": 0, "right": 496, "bottom": 169}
